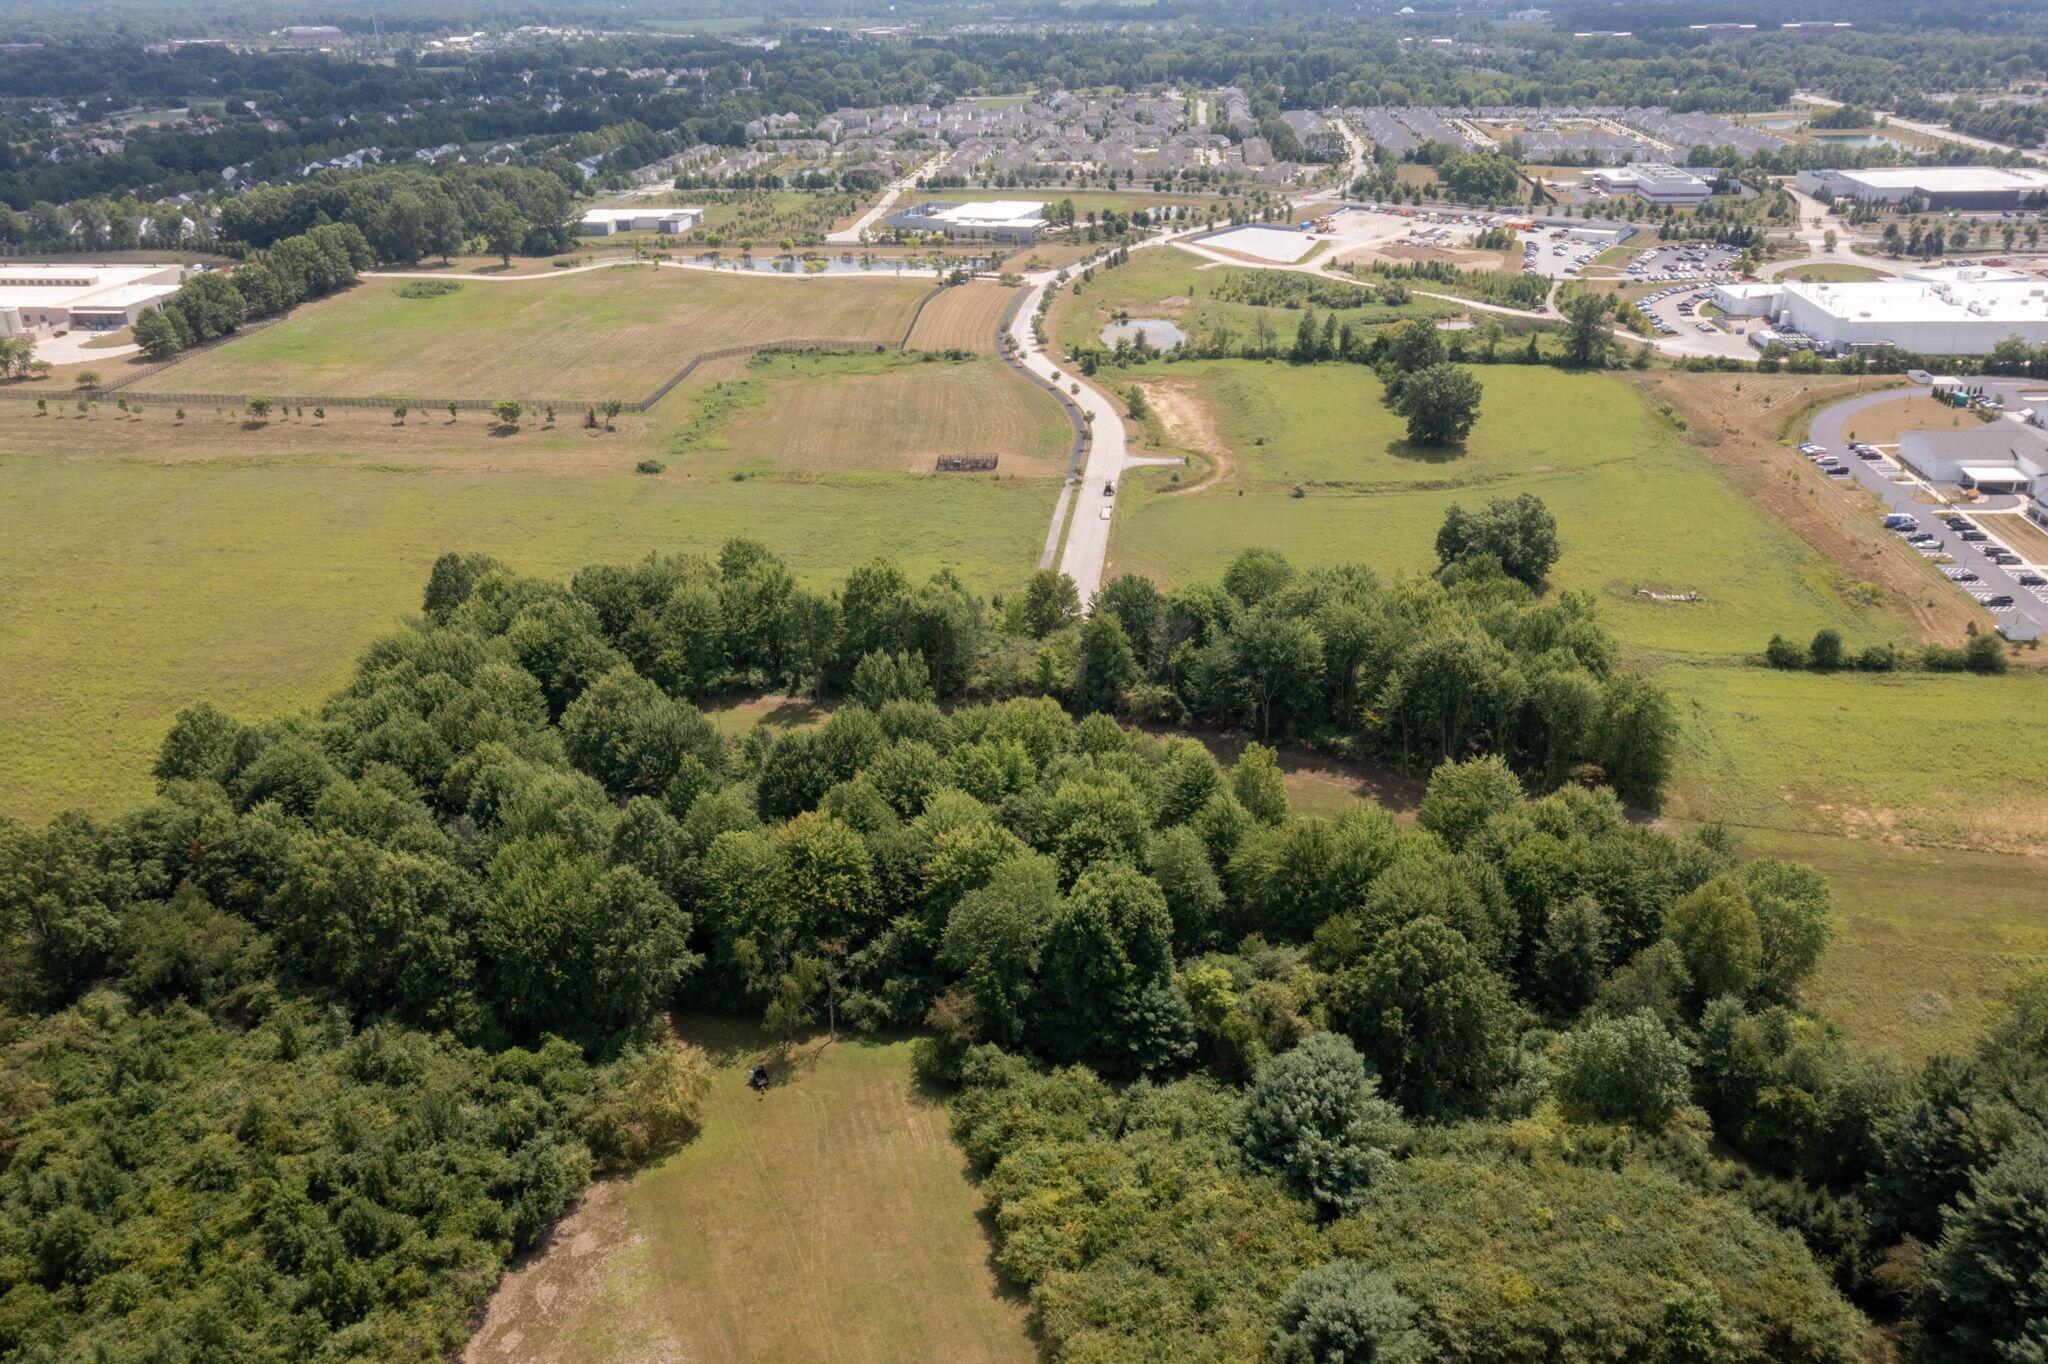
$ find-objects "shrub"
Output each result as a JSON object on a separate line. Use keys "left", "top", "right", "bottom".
{"left": 1964, "top": 631, "right": 2009, "bottom": 675}
{"left": 1765, "top": 634, "right": 1807, "bottom": 669}
{"left": 1856, "top": 643, "right": 1896, "bottom": 672}
{"left": 1807, "top": 629, "right": 1845, "bottom": 671}
{"left": 635, "top": 459, "right": 665, "bottom": 475}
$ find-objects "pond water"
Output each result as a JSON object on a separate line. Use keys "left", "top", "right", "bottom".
{"left": 1100, "top": 318, "right": 1188, "bottom": 350}
{"left": 1812, "top": 133, "right": 1914, "bottom": 150}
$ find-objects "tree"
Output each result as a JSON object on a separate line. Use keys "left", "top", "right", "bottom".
{"left": 1337, "top": 916, "right": 1514, "bottom": 1119}
{"left": 1924, "top": 1132, "right": 2048, "bottom": 1361}
{"left": 246, "top": 397, "right": 272, "bottom": 420}
{"left": 1385, "top": 316, "right": 1446, "bottom": 373}
{"left": 1563, "top": 290, "right": 1615, "bottom": 368}
{"left": 1236, "top": 1032, "right": 1408, "bottom": 1214}
{"left": 1591, "top": 674, "right": 1676, "bottom": 811}
{"left": 1417, "top": 755, "right": 1523, "bottom": 851}
{"left": 1222, "top": 547, "right": 1294, "bottom": 606}
{"left": 1434, "top": 493, "right": 1559, "bottom": 586}
{"left": 1232, "top": 743, "right": 1290, "bottom": 824}
{"left": 132, "top": 307, "right": 182, "bottom": 360}
{"left": 491, "top": 399, "right": 523, "bottom": 429}
{"left": 1664, "top": 876, "right": 1762, "bottom": 1003}
{"left": 940, "top": 853, "right": 1059, "bottom": 1044}
{"left": 1743, "top": 860, "right": 1832, "bottom": 1000}
{"left": 1270, "top": 1260, "right": 1431, "bottom": 1364}
{"left": 482, "top": 202, "right": 529, "bottom": 266}
{"left": 1554, "top": 1010, "right": 1694, "bottom": 1130}
{"left": 1074, "top": 612, "right": 1138, "bottom": 715}
{"left": 1808, "top": 628, "right": 1845, "bottom": 671}
{"left": 1020, "top": 569, "right": 1082, "bottom": 637}
{"left": 1031, "top": 861, "right": 1186, "bottom": 1076}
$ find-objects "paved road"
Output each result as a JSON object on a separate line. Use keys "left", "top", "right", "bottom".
{"left": 825, "top": 151, "right": 953, "bottom": 244}
{"left": 1809, "top": 386, "right": 2048, "bottom": 639}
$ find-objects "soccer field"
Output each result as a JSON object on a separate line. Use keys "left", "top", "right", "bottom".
{"left": 129, "top": 266, "right": 934, "bottom": 404}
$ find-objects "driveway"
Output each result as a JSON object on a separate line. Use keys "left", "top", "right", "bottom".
{"left": 1809, "top": 386, "right": 2048, "bottom": 639}
{"left": 825, "top": 151, "right": 955, "bottom": 245}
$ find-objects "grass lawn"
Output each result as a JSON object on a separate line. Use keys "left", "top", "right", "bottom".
{"left": 1111, "top": 360, "right": 1903, "bottom": 659}
{"left": 1779, "top": 262, "right": 1890, "bottom": 284}
{"left": 1054, "top": 246, "right": 1454, "bottom": 357}
{"left": 130, "top": 268, "right": 932, "bottom": 404}
{"left": 1724, "top": 826, "right": 2048, "bottom": 1063}
{"left": 463, "top": 1017, "right": 1034, "bottom": 1364}
{"left": 906, "top": 279, "right": 1027, "bottom": 352}
{"left": 671, "top": 351, "right": 1072, "bottom": 477}
{"left": 0, "top": 442, "right": 1053, "bottom": 820}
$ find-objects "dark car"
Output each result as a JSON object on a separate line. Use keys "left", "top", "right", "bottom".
{"left": 2018, "top": 572, "right": 2048, "bottom": 587}
{"left": 1986, "top": 595, "right": 2016, "bottom": 608}
{"left": 1959, "top": 530, "right": 1990, "bottom": 542}
{"left": 1955, "top": 571, "right": 1980, "bottom": 582}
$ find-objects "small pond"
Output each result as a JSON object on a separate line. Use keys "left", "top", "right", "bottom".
{"left": 1812, "top": 133, "right": 1914, "bottom": 151}
{"left": 1101, "top": 318, "right": 1187, "bottom": 349}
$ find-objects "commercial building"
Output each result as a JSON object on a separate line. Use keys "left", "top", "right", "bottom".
{"left": 0, "top": 263, "right": 187, "bottom": 336}
{"left": 1897, "top": 422, "right": 2048, "bottom": 494}
{"left": 1713, "top": 267, "right": 2048, "bottom": 355}
{"left": 884, "top": 198, "right": 1049, "bottom": 243}
{"left": 1587, "top": 162, "right": 1713, "bottom": 206}
{"left": 1795, "top": 166, "right": 2048, "bottom": 210}
{"left": 575, "top": 207, "right": 704, "bottom": 236}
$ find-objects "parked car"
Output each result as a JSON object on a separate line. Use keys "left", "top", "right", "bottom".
{"left": 2017, "top": 571, "right": 2047, "bottom": 587}
{"left": 1986, "top": 594, "right": 2016, "bottom": 607}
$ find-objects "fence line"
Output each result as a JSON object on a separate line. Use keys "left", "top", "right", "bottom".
{"left": 896, "top": 282, "right": 950, "bottom": 350}
{"left": 0, "top": 337, "right": 887, "bottom": 414}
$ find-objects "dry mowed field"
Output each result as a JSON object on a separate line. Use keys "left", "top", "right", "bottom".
{"left": 463, "top": 1019, "right": 1034, "bottom": 1364}
{"left": 686, "top": 353, "right": 1070, "bottom": 475}
{"left": 130, "top": 267, "right": 934, "bottom": 403}
{"left": 904, "top": 280, "right": 1021, "bottom": 352}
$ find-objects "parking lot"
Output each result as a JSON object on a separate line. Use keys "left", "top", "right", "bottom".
{"left": 1622, "top": 242, "right": 1740, "bottom": 282}
{"left": 1808, "top": 386, "right": 2048, "bottom": 640}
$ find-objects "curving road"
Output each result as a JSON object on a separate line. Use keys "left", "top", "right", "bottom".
{"left": 1808, "top": 385, "right": 2048, "bottom": 639}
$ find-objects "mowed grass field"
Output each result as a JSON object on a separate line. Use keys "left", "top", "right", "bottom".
{"left": 1053, "top": 246, "right": 1456, "bottom": 357}
{"left": 672, "top": 351, "right": 1071, "bottom": 476}
{"left": 1114, "top": 361, "right": 1901, "bottom": 659}
{"left": 905, "top": 280, "right": 1024, "bottom": 353}
{"left": 129, "top": 267, "right": 934, "bottom": 403}
{"left": 0, "top": 434, "right": 1055, "bottom": 819}
{"left": 463, "top": 1018, "right": 1034, "bottom": 1364}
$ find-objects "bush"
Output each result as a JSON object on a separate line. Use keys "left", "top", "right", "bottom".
{"left": 1765, "top": 634, "right": 1807, "bottom": 669}
{"left": 1964, "top": 631, "right": 2009, "bottom": 675}
{"left": 1923, "top": 643, "right": 1968, "bottom": 672}
{"left": 635, "top": 459, "right": 665, "bottom": 475}
{"left": 1807, "top": 629, "right": 1845, "bottom": 671}
{"left": 1855, "top": 643, "right": 1896, "bottom": 672}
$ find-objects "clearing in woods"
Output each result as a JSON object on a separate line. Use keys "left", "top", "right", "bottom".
{"left": 669, "top": 350, "right": 1072, "bottom": 475}
{"left": 127, "top": 267, "right": 933, "bottom": 403}
{"left": 904, "top": 280, "right": 1024, "bottom": 353}
{"left": 462, "top": 1018, "right": 1035, "bottom": 1364}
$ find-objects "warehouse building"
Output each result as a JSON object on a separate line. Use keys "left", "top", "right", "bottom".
{"left": 0, "top": 263, "right": 187, "bottom": 337}
{"left": 1794, "top": 166, "right": 2048, "bottom": 210}
{"left": 576, "top": 207, "right": 704, "bottom": 235}
{"left": 885, "top": 199, "right": 1049, "bottom": 243}
{"left": 1712, "top": 267, "right": 2048, "bottom": 355}
{"left": 1587, "top": 162, "right": 1713, "bottom": 206}
{"left": 1897, "top": 423, "right": 2048, "bottom": 494}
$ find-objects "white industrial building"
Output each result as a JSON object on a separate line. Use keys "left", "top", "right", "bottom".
{"left": 1795, "top": 166, "right": 2048, "bottom": 210}
{"left": 0, "top": 263, "right": 188, "bottom": 337}
{"left": 884, "top": 199, "right": 1049, "bottom": 243}
{"left": 1712, "top": 267, "right": 2048, "bottom": 355}
{"left": 1897, "top": 423, "right": 2048, "bottom": 495}
{"left": 1587, "top": 162, "right": 1713, "bottom": 206}
{"left": 575, "top": 207, "right": 704, "bottom": 235}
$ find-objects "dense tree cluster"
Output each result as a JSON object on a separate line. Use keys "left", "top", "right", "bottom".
{"left": 132, "top": 222, "right": 370, "bottom": 360}
{"left": 217, "top": 165, "right": 577, "bottom": 264}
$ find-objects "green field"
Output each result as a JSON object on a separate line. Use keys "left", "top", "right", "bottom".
{"left": 1776, "top": 262, "right": 1890, "bottom": 283}
{"left": 1113, "top": 361, "right": 1900, "bottom": 659}
{"left": 130, "top": 267, "right": 932, "bottom": 403}
{"left": 1055, "top": 245, "right": 1456, "bottom": 357}
{"left": 0, "top": 446, "right": 1052, "bottom": 820}
{"left": 464, "top": 1019, "right": 1033, "bottom": 1364}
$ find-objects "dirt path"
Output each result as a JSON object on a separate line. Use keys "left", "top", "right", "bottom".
{"left": 1138, "top": 377, "right": 1231, "bottom": 493}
